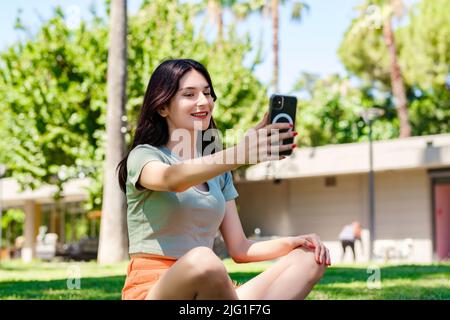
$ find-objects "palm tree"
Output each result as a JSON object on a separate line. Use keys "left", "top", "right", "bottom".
{"left": 200, "top": 0, "right": 239, "bottom": 42}
{"left": 98, "top": 0, "right": 128, "bottom": 264}
{"left": 215, "top": 0, "right": 308, "bottom": 93}
{"left": 351, "top": 0, "right": 411, "bottom": 137}
{"left": 207, "top": 0, "right": 225, "bottom": 41}
{"left": 254, "top": 0, "right": 309, "bottom": 92}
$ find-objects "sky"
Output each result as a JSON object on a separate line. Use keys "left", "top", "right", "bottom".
{"left": 0, "top": 0, "right": 361, "bottom": 93}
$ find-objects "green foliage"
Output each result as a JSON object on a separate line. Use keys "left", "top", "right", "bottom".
{"left": 338, "top": 19, "right": 390, "bottom": 88}
{"left": 0, "top": 0, "right": 268, "bottom": 209}
{"left": 293, "top": 73, "right": 397, "bottom": 147}
{"left": 400, "top": 0, "right": 450, "bottom": 89}
{"left": 1, "top": 209, "right": 25, "bottom": 247}
{"left": 1, "top": 209, "right": 24, "bottom": 230}
{"left": 337, "top": 0, "right": 450, "bottom": 138}
{"left": 408, "top": 89, "right": 450, "bottom": 136}
{"left": 126, "top": 1, "right": 267, "bottom": 146}
{"left": 397, "top": 0, "right": 450, "bottom": 133}
{"left": 0, "top": 8, "right": 109, "bottom": 198}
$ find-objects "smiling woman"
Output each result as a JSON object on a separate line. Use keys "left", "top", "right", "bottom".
{"left": 117, "top": 58, "right": 328, "bottom": 300}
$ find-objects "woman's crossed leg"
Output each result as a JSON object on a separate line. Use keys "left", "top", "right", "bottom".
{"left": 146, "top": 246, "right": 238, "bottom": 300}
{"left": 235, "top": 247, "right": 326, "bottom": 300}
{"left": 146, "top": 246, "right": 325, "bottom": 300}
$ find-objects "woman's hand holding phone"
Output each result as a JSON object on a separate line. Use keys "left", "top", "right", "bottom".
{"left": 236, "top": 112, "right": 297, "bottom": 164}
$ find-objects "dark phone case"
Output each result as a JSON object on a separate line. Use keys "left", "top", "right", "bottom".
{"left": 268, "top": 94, "right": 297, "bottom": 156}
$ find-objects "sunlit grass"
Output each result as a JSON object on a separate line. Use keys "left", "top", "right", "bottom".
{"left": 0, "top": 259, "right": 128, "bottom": 281}
{"left": 0, "top": 259, "right": 448, "bottom": 300}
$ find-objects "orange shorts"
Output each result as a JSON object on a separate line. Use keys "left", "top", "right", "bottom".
{"left": 121, "top": 253, "right": 241, "bottom": 300}
{"left": 122, "top": 254, "right": 177, "bottom": 300}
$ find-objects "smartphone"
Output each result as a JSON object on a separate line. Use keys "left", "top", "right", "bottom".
{"left": 268, "top": 94, "right": 298, "bottom": 156}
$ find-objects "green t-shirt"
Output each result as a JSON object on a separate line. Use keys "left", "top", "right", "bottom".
{"left": 126, "top": 144, "right": 239, "bottom": 258}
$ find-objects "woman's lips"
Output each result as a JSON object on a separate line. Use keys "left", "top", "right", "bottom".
{"left": 190, "top": 111, "right": 209, "bottom": 119}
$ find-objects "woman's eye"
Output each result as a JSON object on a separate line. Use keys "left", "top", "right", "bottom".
{"left": 183, "top": 93, "right": 194, "bottom": 97}
{"left": 203, "top": 92, "right": 211, "bottom": 96}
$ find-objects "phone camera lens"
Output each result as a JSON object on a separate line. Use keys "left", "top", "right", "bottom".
{"left": 272, "top": 95, "right": 284, "bottom": 110}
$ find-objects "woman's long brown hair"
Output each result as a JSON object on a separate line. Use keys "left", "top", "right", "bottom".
{"left": 117, "top": 59, "right": 220, "bottom": 192}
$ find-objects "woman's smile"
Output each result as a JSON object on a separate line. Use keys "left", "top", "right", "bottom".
{"left": 190, "top": 110, "right": 209, "bottom": 120}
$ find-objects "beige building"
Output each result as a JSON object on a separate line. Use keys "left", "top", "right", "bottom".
{"left": 234, "top": 133, "right": 450, "bottom": 263}
{"left": 0, "top": 178, "right": 91, "bottom": 262}
{"left": 2, "top": 134, "right": 449, "bottom": 264}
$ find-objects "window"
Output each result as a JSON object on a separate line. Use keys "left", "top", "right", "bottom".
{"left": 325, "top": 176, "right": 336, "bottom": 187}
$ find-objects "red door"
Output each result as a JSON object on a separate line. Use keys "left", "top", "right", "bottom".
{"left": 435, "top": 184, "right": 450, "bottom": 261}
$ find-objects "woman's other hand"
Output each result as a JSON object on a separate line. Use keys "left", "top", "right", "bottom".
{"left": 289, "top": 233, "right": 331, "bottom": 266}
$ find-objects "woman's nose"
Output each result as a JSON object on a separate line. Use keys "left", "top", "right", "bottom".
{"left": 197, "top": 92, "right": 209, "bottom": 106}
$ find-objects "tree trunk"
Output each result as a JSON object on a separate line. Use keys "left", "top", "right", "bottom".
{"left": 98, "top": 0, "right": 128, "bottom": 264}
{"left": 217, "top": 10, "right": 224, "bottom": 42}
{"left": 208, "top": 0, "right": 223, "bottom": 44}
{"left": 383, "top": 13, "right": 411, "bottom": 138}
{"left": 271, "top": 0, "right": 279, "bottom": 93}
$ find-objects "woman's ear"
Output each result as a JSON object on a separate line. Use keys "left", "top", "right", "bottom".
{"left": 158, "top": 105, "right": 169, "bottom": 118}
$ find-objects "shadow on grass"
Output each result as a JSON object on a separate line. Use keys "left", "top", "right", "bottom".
{"left": 0, "top": 276, "right": 126, "bottom": 300}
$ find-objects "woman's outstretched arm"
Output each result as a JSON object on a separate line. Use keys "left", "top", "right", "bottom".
{"left": 139, "top": 146, "right": 241, "bottom": 192}
{"left": 139, "top": 117, "right": 294, "bottom": 193}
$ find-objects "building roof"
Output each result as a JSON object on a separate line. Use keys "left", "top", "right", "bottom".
{"left": 0, "top": 178, "right": 90, "bottom": 208}
{"left": 244, "top": 133, "right": 450, "bottom": 181}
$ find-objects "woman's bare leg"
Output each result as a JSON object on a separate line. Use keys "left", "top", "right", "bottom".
{"left": 236, "top": 247, "right": 326, "bottom": 300}
{"left": 146, "top": 246, "right": 238, "bottom": 300}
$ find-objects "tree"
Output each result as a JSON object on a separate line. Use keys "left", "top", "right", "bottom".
{"left": 232, "top": 0, "right": 309, "bottom": 92}
{"left": 208, "top": 0, "right": 225, "bottom": 40}
{"left": 0, "top": 7, "right": 109, "bottom": 194}
{"left": 266, "top": 0, "right": 309, "bottom": 92}
{"left": 202, "top": 0, "right": 238, "bottom": 42}
{"left": 400, "top": 0, "right": 450, "bottom": 136}
{"left": 399, "top": 0, "right": 450, "bottom": 89}
{"left": 381, "top": 0, "right": 410, "bottom": 137}
{"left": 97, "top": 0, "right": 128, "bottom": 264}
{"left": 0, "top": 0, "right": 268, "bottom": 213}
{"left": 339, "top": 0, "right": 411, "bottom": 137}
{"left": 292, "top": 73, "right": 396, "bottom": 147}
{"left": 338, "top": 0, "right": 450, "bottom": 137}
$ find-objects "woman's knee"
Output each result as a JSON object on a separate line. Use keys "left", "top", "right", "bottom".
{"left": 311, "top": 261, "right": 326, "bottom": 283}
{"left": 285, "top": 247, "right": 326, "bottom": 282}
{"left": 183, "top": 247, "right": 228, "bottom": 281}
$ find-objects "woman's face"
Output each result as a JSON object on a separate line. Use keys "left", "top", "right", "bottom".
{"left": 161, "top": 69, "right": 214, "bottom": 133}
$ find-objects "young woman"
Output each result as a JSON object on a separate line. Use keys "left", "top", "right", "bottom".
{"left": 119, "top": 59, "right": 331, "bottom": 300}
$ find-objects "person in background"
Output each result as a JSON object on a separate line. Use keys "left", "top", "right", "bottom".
{"left": 339, "top": 221, "right": 362, "bottom": 262}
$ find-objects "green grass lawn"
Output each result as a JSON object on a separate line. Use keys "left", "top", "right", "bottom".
{"left": 0, "top": 259, "right": 449, "bottom": 300}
